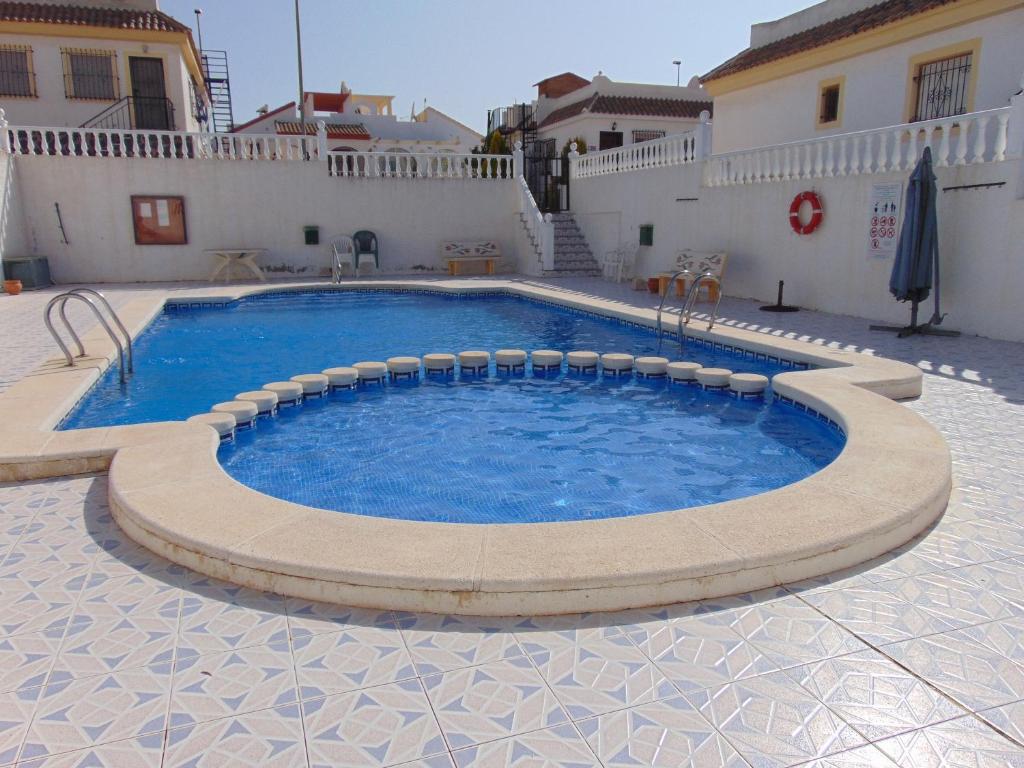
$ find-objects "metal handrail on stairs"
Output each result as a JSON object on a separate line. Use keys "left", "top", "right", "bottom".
{"left": 44, "top": 290, "right": 133, "bottom": 383}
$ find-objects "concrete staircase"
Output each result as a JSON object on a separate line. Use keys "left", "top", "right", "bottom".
{"left": 546, "top": 213, "right": 603, "bottom": 277}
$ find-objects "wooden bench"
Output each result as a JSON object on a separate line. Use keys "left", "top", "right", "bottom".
{"left": 658, "top": 250, "right": 727, "bottom": 300}
{"left": 441, "top": 241, "right": 501, "bottom": 276}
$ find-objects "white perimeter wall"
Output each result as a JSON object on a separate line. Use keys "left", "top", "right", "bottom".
{"left": 571, "top": 159, "right": 1024, "bottom": 342}
{"left": 0, "top": 151, "right": 29, "bottom": 272}
{"left": 10, "top": 156, "right": 520, "bottom": 282}
{"left": 711, "top": 9, "right": 1024, "bottom": 153}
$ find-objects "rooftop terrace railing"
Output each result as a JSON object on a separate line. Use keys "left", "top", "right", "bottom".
{"left": 571, "top": 112, "right": 712, "bottom": 180}
{"left": 704, "top": 107, "right": 1011, "bottom": 187}
{"left": 326, "top": 150, "right": 513, "bottom": 179}
{"left": 572, "top": 125, "right": 709, "bottom": 180}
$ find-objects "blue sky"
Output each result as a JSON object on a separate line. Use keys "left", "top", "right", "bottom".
{"left": 162, "top": 0, "right": 811, "bottom": 133}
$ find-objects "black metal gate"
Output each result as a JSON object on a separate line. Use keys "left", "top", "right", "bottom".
{"left": 524, "top": 138, "right": 570, "bottom": 213}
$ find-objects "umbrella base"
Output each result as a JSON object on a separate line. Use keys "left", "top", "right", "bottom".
{"left": 870, "top": 322, "right": 961, "bottom": 338}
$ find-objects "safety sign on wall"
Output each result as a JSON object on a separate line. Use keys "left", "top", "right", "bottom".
{"left": 867, "top": 182, "right": 902, "bottom": 258}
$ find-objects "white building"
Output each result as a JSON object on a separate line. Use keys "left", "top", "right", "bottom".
{"left": 702, "top": 0, "right": 1024, "bottom": 153}
{"left": 535, "top": 72, "right": 713, "bottom": 153}
{"left": 0, "top": 0, "right": 209, "bottom": 132}
{"left": 231, "top": 84, "right": 481, "bottom": 154}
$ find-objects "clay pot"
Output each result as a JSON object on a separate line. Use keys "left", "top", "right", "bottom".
{"left": 3, "top": 279, "right": 22, "bottom": 296}
{"left": 647, "top": 277, "right": 660, "bottom": 294}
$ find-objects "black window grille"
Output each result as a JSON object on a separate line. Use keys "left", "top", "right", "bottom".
{"left": 632, "top": 129, "right": 666, "bottom": 143}
{"left": 0, "top": 45, "right": 35, "bottom": 97}
{"left": 62, "top": 49, "right": 118, "bottom": 100}
{"left": 913, "top": 52, "right": 972, "bottom": 122}
{"left": 819, "top": 84, "right": 841, "bottom": 124}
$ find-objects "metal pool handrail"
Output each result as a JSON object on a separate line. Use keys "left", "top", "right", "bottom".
{"left": 44, "top": 292, "right": 130, "bottom": 383}
{"left": 655, "top": 270, "right": 692, "bottom": 355}
{"left": 60, "top": 288, "right": 133, "bottom": 374}
{"left": 678, "top": 273, "right": 724, "bottom": 352}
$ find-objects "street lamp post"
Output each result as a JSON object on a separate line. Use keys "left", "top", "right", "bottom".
{"left": 295, "top": 0, "right": 307, "bottom": 158}
{"left": 193, "top": 8, "right": 204, "bottom": 51}
{"left": 673, "top": 60, "right": 682, "bottom": 87}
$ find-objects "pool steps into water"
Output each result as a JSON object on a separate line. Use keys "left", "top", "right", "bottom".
{"left": 192, "top": 350, "right": 770, "bottom": 442}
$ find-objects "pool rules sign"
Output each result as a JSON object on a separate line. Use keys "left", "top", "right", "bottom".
{"left": 867, "top": 182, "right": 902, "bottom": 258}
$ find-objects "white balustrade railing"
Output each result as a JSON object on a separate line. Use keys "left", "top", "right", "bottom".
{"left": 0, "top": 119, "right": 515, "bottom": 181}
{"left": 517, "top": 175, "right": 553, "bottom": 271}
{"left": 4, "top": 124, "right": 318, "bottom": 161}
{"left": 704, "top": 107, "right": 1011, "bottom": 186}
{"left": 327, "top": 151, "right": 513, "bottom": 180}
{"left": 572, "top": 130, "right": 701, "bottom": 179}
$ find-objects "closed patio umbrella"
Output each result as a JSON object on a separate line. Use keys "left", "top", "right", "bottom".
{"left": 871, "top": 147, "right": 959, "bottom": 338}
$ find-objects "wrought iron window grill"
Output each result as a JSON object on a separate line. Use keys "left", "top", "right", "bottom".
{"left": 913, "top": 52, "right": 972, "bottom": 122}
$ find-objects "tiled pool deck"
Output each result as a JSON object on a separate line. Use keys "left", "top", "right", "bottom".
{"left": 1, "top": 277, "right": 1023, "bottom": 767}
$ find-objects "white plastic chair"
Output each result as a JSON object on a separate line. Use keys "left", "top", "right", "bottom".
{"left": 330, "top": 235, "right": 356, "bottom": 282}
{"left": 603, "top": 242, "right": 637, "bottom": 283}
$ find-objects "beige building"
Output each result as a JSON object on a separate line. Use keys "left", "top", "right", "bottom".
{"left": 0, "top": 0, "right": 209, "bottom": 132}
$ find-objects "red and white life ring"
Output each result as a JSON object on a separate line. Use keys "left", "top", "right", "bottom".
{"left": 789, "top": 191, "right": 824, "bottom": 235}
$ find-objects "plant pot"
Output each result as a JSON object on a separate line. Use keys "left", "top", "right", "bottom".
{"left": 647, "top": 277, "right": 660, "bottom": 294}
{"left": 3, "top": 280, "right": 22, "bottom": 296}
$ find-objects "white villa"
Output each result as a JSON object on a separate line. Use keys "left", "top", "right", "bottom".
{"left": 489, "top": 72, "right": 713, "bottom": 153}
{"left": 231, "top": 84, "right": 482, "bottom": 154}
{"left": 0, "top": 0, "right": 210, "bottom": 132}
{"left": 702, "top": 0, "right": 1024, "bottom": 152}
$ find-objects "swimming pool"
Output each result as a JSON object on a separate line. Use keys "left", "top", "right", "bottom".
{"left": 61, "top": 290, "right": 792, "bottom": 428}
{"left": 219, "top": 375, "right": 843, "bottom": 523}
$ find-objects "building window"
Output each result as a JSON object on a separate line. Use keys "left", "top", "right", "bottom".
{"left": 912, "top": 52, "right": 972, "bottom": 122}
{"left": 61, "top": 48, "right": 119, "bottom": 100}
{"left": 0, "top": 45, "right": 36, "bottom": 97}
{"left": 816, "top": 76, "right": 844, "bottom": 128}
{"left": 632, "top": 129, "right": 666, "bottom": 143}
{"left": 820, "top": 85, "right": 840, "bottom": 124}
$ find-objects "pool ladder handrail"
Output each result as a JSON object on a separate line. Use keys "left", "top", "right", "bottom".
{"left": 677, "top": 273, "right": 724, "bottom": 352}
{"left": 655, "top": 270, "right": 692, "bottom": 355}
{"left": 44, "top": 289, "right": 133, "bottom": 383}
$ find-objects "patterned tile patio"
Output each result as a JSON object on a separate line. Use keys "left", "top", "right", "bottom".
{"left": 1, "top": 276, "right": 1024, "bottom": 766}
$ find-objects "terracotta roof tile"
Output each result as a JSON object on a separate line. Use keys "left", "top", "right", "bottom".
{"left": 702, "top": 0, "right": 957, "bottom": 82}
{"left": 538, "top": 94, "right": 712, "bottom": 128}
{"left": 275, "top": 121, "right": 370, "bottom": 139}
{"left": 0, "top": 1, "right": 189, "bottom": 32}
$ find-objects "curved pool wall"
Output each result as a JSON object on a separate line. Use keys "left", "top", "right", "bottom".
{"left": 219, "top": 375, "right": 844, "bottom": 524}
{"left": 0, "top": 280, "right": 949, "bottom": 615}
{"left": 60, "top": 290, "right": 799, "bottom": 429}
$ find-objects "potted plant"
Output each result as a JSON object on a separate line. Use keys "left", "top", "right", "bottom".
{"left": 3, "top": 279, "right": 22, "bottom": 296}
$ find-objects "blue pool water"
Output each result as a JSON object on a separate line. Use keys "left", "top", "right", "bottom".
{"left": 61, "top": 290, "right": 793, "bottom": 429}
{"left": 219, "top": 376, "right": 843, "bottom": 523}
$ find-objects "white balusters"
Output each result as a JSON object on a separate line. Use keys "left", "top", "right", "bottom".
{"left": 936, "top": 121, "right": 953, "bottom": 167}
{"left": 890, "top": 129, "right": 903, "bottom": 171}
{"left": 994, "top": 112, "right": 1010, "bottom": 162}
{"left": 953, "top": 121, "right": 969, "bottom": 166}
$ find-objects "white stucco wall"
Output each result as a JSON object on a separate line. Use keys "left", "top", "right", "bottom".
{"left": 711, "top": 8, "right": 1024, "bottom": 153}
{"left": 0, "top": 151, "right": 29, "bottom": 272}
{"left": 0, "top": 33, "right": 202, "bottom": 131}
{"left": 11, "top": 156, "right": 520, "bottom": 282}
{"left": 571, "top": 158, "right": 1024, "bottom": 342}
